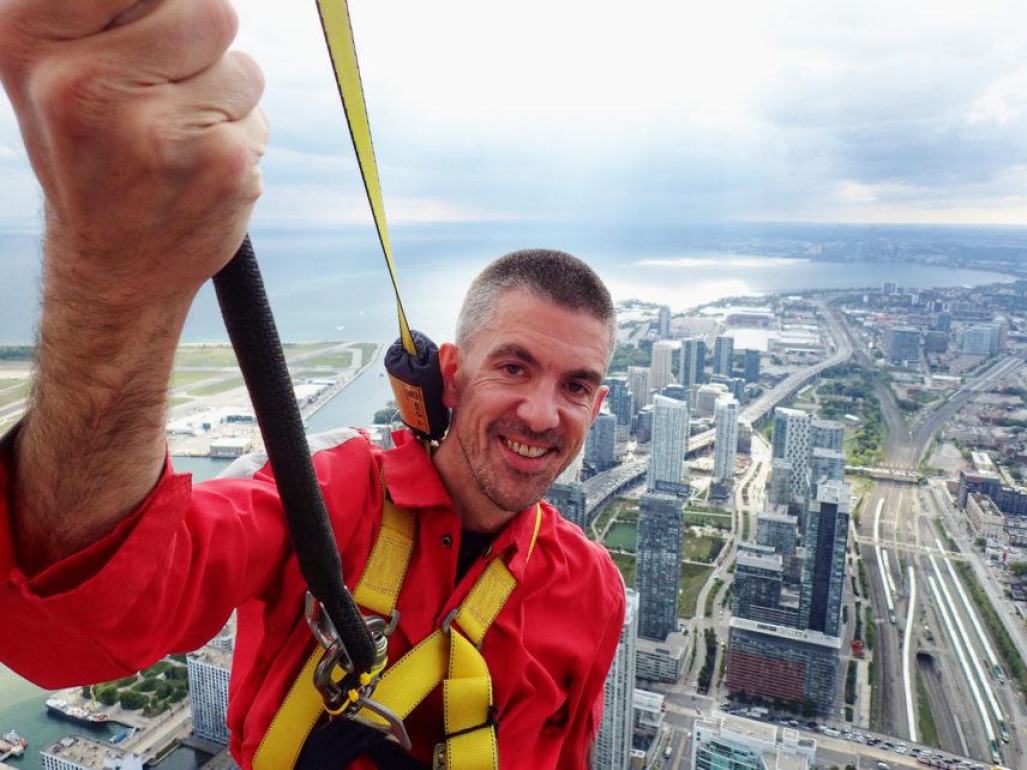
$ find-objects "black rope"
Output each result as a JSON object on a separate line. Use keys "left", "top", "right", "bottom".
{"left": 213, "top": 234, "right": 375, "bottom": 675}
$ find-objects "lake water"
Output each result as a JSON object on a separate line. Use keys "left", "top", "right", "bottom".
{"left": 0, "top": 221, "right": 1019, "bottom": 766}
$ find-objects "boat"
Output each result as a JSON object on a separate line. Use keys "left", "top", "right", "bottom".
{"left": 0, "top": 729, "right": 26, "bottom": 756}
{"left": 45, "top": 697, "right": 110, "bottom": 726}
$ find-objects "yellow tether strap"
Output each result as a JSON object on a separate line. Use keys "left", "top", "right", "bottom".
{"left": 315, "top": 0, "right": 416, "bottom": 355}
{"left": 253, "top": 503, "right": 544, "bottom": 770}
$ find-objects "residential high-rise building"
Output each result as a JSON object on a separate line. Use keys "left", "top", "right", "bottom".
{"left": 799, "top": 480, "right": 851, "bottom": 637}
{"left": 650, "top": 340, "right": 677, "bottom": 392}
{"left": 771, "top": 408, "right": 812, "bottom": 503}
{"left": 691, "top": 715, "right": 816, "bottom": 770}
{"left": 810, "top": 418, "right": 843, "bottom": 453}
{"left": 647, "top": 395, "right": 689, "bottom": 494}
{"left": 713, "top": 334, "right": 734, "bottom": 376}
{"left": 604, "top": 375, "right": 633, "bottom": 427}
{"left": 585, "top": 412, "right": 617, "bottom": 473}
{"left": 756, "top": 510, "right": 799, "bottom": 554}
{"left": 732, "top": 549, "right": 784, "bottom": 623}
{"left": 695, "top": 383, "right": 729, "bottom": 418}
{"left": 657, "top": 305, "right": 671, "bottom": 338}
{"left": 714, "top": 397, "right": 739, "bottom": 483}
{"left": 627, "top": 366, "right": 652, "bottom": 413}
{"left": 188, "top": 643, "right": 233, "bottom": 745}
{"left": 679, "top": 338, "right": 707, "bottom": 387}
{"left": 594, "top": 589, "right": 638, "bottom": 770}
{"left": 934, "top": 312, "right": 952, "bottom": 332}
{"left": 742, "top": 349, "right": 761, "bottom": 383}
{"left": 637, "top": 494, "right": 683, "bottom": 640}
{"left": 809, "top": 447, "right": 844, "bottom": 495}
{"left": 924, "top": 330, "right": 949, "bottom": 353}
{"left": 961, "top": 323, "right": 1001, "bottom": 356}
{"left": 545, "top": 481, "right": 588, "bottom": 531}
{"left": 885, "top": 325, "right": 920, "bottom": 363}
{"left": 725, "top": 617, "right": 841, "bottom": 715}
{"left": 768, "top": 460, "right": 793, "bottom": 506}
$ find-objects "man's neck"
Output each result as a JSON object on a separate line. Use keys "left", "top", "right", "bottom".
{"left": 432, "top": 437, "right": 518, "bottom": 534}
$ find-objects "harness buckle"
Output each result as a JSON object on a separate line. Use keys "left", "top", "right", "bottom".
{"left": 303, "top": 592, "right": 412, "bottom": 751}
{"left": 440, "top": 608, "right": 484, "bottom": 651}
{"left": 431, "top": 707, "right": 499, "bottom": 769}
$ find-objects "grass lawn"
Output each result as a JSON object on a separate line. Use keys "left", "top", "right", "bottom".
{"left": 683, "top": 511, "right": 732, "bottom": 530}
{"left": 189, "top": 377, "right": 245, "bottom": 397}
{"left": 171, "top": 370, "right": 219, "bottom": 389}
{"left": 351, "top": 342, "right": 380, "bottom": 364}
{"left": 291, "top": 369, "right": 340, "bottom": 380}
{"left": 174, "top": 345, "right": 240, "bottom": 368}
{"left": 168, "top": 397, "right": 193, "bottom": 408}
{"left": 681, "top": 534, "right": 726, "bottom": 564}
{"left": 0, "top": 378, "right": 25, "bottom": 390}
{"left": 610, "top": 552, "right": 635, "bottom": 587}
{"left": 704, "top": 578, "right": 724, "bottom": 617}
{"left": 298, "top": 351, "right": 354, "bottom": 369}
{"left": 591, "top": 497, "right": 638, "bottom": 538}
{"left": 0, "top": 381, "right": 30, "bottom": 408}
{"left": 604, "top": 522, "right": 637, "bottom": 552}
{"left": 916, "top": 670, "right": 941, "bottom": 748}
{"left": 679, "top": 563, "right": 714, "bottom": 618}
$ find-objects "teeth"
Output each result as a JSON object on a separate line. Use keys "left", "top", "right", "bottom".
{"left": 505, "top": 438, "right": 547, "bottom": 458}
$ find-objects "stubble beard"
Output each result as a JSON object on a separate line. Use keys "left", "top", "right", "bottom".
{"left": 455, "top": 419, "right": 564, "bottom": 514}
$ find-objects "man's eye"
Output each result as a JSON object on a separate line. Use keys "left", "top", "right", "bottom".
{"left": 567, "top": 382, "right": 591, "bottom": 397}
{"left": 502, "top": 363, "right": 524, "bottom": 376}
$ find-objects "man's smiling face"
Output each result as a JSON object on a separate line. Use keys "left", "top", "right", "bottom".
{"left": 439, "top": 287, "right": 610, "bottom": 525}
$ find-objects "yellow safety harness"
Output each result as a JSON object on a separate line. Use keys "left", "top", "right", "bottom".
{"left": 253, "top": 494, "right": 543, "bottom": 770}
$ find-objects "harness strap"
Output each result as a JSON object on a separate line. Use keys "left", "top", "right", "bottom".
{"left": 253, "top": 502, "right": 544, "bottom": 770}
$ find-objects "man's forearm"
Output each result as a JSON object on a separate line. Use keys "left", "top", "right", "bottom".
{"left": 13, "top": 234, "right": 194, "bottom": 573}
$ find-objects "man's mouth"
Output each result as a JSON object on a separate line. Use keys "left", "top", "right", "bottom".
{"left": 501, "top": 436, "right": 551, "bottom": 459}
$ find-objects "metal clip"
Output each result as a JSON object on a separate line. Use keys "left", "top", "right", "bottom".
{"left": 303, "top": 592, "right": 410, "bottom": 749}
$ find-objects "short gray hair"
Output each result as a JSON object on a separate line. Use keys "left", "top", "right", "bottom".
{"left": 456, "top": 249, "right": 616, "bottom": 362}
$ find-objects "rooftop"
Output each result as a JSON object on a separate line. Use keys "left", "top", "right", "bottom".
{"left": 190, "top": 643, "right": 233, "bottom": 670}
{"left": 43, "top": 736, "right": 143, "bottom": 770}
{"left": 730, "top": 616, "right": 843, "bottom": 649}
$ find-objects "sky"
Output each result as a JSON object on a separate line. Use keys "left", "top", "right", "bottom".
{"left": 2, "top": 0, "right": 1027, "bottom": 228}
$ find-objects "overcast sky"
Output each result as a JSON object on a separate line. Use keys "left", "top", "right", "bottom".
{"left": 2, "top": 0, "right": 1027, "bottom": 228}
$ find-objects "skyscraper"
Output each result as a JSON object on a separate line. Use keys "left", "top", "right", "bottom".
{"left": 743, "top": 348, "right": 761, "bottom": 383}
{"left": 657, "top": 305, "right": 671, "bottom": 338}
{"left": 799, "top": 480, "right": 851, "bottom": 637}
{"left": 544, "top": 481, "right": 588, "bottom": 531}
{"left": 885, "top": 325, "right": 920, "bottom": 363}
{"left": 627, "top": 366, "right": 652, "bottom": 413}
{"left": 647, "top": 395, "right": 689, "bottom": 494}
{"left": 604, "top": 375, "right": 633, "bottom": 427}
{"left": 188, "top": 643, "right": 233, "bottom": 745}
{"left": 594, "top": 589, "right": 639, "bottom": 770}
{"left": 809, "top": 447, "right": 845, "bottom": 495}
{"left": 679, "top": 337, "right": 707, "bottom": 387}
{"left": 713, "top": 334, "right": 734, "bottom": 376}
{"left": 810, "top": 418, "right": 844, "bottom": 452}
{"left": 637, "top": 494, "right": 683, "bottom": 640}
{"left": 714, "top": 396, "right": 739, "bottom": 483}
{"left": 650, "top": 339, "right": 677, "bottom": 392}
{"left": 771, "top": 408, "right": 812, "bottom": 503}
{"left": 585, "top": 412, "right": 617, "bottom": 473}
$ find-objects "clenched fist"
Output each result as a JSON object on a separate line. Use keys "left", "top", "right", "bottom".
{"left": 0, "top": 0, "right": 268, "bottom": 301}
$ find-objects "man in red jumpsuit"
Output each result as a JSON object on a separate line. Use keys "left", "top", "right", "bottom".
{"left": 0, "top": 1, "right": 626, "bottom": 768}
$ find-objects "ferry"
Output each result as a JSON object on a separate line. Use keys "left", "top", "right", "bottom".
{"left": 45, "top": 697, "right": 110, "bottom": 726}
{"left": 0, "top": 729, "right": 27, "bottom": 757}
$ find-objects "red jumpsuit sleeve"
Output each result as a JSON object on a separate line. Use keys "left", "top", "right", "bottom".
{"left": 556, "top": 568, "right": 627, "bottom": 769}
{"left": 0, "top": 426, "right": 377, "bottom": 689}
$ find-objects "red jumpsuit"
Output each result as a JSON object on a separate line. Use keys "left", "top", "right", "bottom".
{"left": 0, "top": 428, "right": 626, "bottom": 769}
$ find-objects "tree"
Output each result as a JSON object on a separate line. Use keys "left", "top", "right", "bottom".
{"left": 96, "top": 686, "right": 119, "bottom": 706}
{"left": 1009, "top": 561, "right": 1027, "bottom": 577}
{"left": 119, "top": 691, "right": 148, "bottom": 710}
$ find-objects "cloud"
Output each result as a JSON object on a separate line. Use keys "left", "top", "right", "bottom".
{"left": 2, "top": 0, "right": 1027, "bottom": 226}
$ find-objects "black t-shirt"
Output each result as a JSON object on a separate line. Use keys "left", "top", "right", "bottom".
{"left": 295, "top": 529, "right": 496, "bottom": 769}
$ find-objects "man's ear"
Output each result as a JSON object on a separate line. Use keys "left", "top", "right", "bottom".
{"left": 438, "top": 342, "right": 461, "bottom": 409}
{"left": 590, "top": 385, "right": 609, "bottom": 422}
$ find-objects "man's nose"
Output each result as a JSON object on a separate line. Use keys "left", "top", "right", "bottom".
{"left": 515, "top": 382, "right": 560, "bottom": 433}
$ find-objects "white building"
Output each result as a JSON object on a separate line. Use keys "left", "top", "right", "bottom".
{"left": 594, "top": 589, "right": 638, "bottom": 770}
{"left": 647, "top": 395, "right": 690, "bottom": 494}
{"left": 714, "top": 396, "right": 740, "bottom": 482}
{"left": 627, "top": 366, "right": 652, "bottom": 413}
{"left": 188, "top": 641, "right": 234, "bottom": 745}
{"left": 771, "top": 407, "right": 812, "bottom": 503}
{"left": 691, "top": 715, "right": 816, "bottom": 770}
{"left": 650, "top": 340, "right": 677, "bottom": 392}
{"left": 42, "top": 737, "right": 143, "bottom": 770}
{"left": 695, "top": 382, "right": 730, "bottom": 418}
